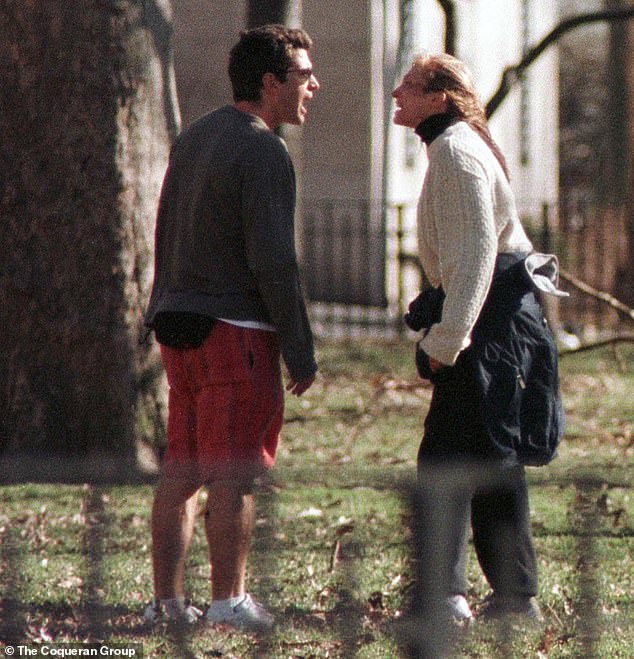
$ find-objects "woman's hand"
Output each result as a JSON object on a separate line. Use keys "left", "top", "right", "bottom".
{"left": 428, "top": 356, "right": 445, "bottom": 373}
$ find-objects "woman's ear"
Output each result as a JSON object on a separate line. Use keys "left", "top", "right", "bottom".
{"left": 432, "top": 90, "right": 448, "bottom": 112}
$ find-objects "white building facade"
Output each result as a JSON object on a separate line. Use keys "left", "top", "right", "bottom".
{"left": 384, "top": 0, "right": 559, "bottom": 217}
{"left": 171, "top": 0, "right": 560, "bottom": 310}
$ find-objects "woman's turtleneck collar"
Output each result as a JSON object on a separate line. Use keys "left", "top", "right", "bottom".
{"left": 415, "top": 113, "right": 457, "bottom": 145}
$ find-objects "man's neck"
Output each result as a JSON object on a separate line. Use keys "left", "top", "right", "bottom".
{"left": 234, "top": 101, "right": 277, "bottom": 131}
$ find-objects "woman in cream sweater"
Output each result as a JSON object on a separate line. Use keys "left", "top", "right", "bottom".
{"left": 392, "top": 53, "right": 563, "bottom": 633}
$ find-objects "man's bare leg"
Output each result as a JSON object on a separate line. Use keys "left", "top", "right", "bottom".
{"left": 205, "top": 481, "right": 255, "bottom": 600}
{"left": 151, "top": 477, "right": 200, "bottom": 599}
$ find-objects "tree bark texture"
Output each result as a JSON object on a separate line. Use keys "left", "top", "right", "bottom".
{"left": 0, "top": 0, "right": 178, "bottom": 470}
{"left": 623, "top": 8, "right": 634, "bottom": 308}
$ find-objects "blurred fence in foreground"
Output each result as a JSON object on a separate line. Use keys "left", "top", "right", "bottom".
{"left": 1, "top": 462, "right": 629, "bottom": 658}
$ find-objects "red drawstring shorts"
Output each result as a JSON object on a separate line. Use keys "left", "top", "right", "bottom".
{"left": 159, "top": 321, "right": 283, "bottom": 484}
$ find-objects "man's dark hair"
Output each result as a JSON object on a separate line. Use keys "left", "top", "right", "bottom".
{"left": 228, "top": 24, "right": 313, "bottom": 102}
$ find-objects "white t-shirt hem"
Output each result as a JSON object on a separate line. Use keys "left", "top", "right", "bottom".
{"left": 218, "top": 318, "right": 276, "bottom": 332}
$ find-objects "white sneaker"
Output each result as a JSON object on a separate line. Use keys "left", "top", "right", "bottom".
{"left": 205, "top": 594, "right": 274, "bottom": 633}
{"left": 446, "top": 595, "right": 474, "bottom": 622}
{"left": 144, "top": 598, "right": 203, "bottom": 625}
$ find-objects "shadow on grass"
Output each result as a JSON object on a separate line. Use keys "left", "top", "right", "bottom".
{"left": 0, "top": 600, "right": 227, "bottom": 659}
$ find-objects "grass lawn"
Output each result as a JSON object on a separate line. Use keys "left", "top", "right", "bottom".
{"left": 0, "top": 339, "right": 632, "bottom": 658}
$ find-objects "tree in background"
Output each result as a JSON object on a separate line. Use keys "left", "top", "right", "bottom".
{"left": 0, "top": 1, "right": 178, "bottom": 477}
{"left": 484, "top": 0, "right": 634, "bottom": 323}
{"left": 559, "top": 0, "right": 634, "bottom": 310}
{"left": 626, "top": 9, "right": 634, "bottom": 308}
{"left": 558, "top": 0, "right": 610, "bottom": 207}
{"left": 248, "top": 0, "right": 293, "bottom": 27}
{"left": 606, "top": 0, "right": 634, "bottom": 307}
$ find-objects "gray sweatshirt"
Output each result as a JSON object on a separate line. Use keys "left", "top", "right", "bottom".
{"left": 145, "top": 105, "right": 316, "bottom": 381}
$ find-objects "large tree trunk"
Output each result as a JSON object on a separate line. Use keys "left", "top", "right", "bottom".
{"left": 623, "top": 8, "right": 634, "bottom": 308}
{"left": 247, "top": 0, "right": 293, "bottom": 27}
{"left": 0, "top": 1, "right": 178, "bottom": 481}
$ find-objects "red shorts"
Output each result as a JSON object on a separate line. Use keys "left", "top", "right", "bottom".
{"left": 160, "top": 321, "right": 283, "bottom": 484}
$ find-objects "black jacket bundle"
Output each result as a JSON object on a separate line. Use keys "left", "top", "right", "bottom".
{"left": 407, "top": 253, "right": 565, "bottom": 466}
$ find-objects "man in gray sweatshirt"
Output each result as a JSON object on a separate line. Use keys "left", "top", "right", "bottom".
{"left": 143, "top": 24, "right": 319, "bottom": 631}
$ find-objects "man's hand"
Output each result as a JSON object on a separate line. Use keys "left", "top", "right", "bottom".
{"left": 286, "top": 375, "right": 316, "bottom": 396}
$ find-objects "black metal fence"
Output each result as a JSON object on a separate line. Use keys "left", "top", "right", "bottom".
{"left": 301, "top": 199, "right": 387, "bottom": 308}
{"left": 301, "top": 201, "right": 418, "bottom": 337}
{"left": 301, "top": 199, "right": 633, "bottom": 337}
{"left": 554, "top": 200, "right": 631, "bottom": 333}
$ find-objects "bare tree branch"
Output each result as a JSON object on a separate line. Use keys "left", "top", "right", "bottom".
{"left": 559, "top": 267, "right": 634, "bottom": 323}
{"left": 486, "top": 8, "right": 634, "bottom": 118}
{"left": 559, "top": 335, "right": 634, "bottom": 357}
{"left": 436, "top": 0, "right": 456, "bottom": 55}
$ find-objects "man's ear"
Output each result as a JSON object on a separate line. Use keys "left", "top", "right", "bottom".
{"left": 262, "top": 71, "right": 281, "bottom": 94}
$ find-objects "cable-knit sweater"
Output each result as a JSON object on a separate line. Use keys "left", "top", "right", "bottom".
{"left": 416, "top": 120, "right": 533, "bottom": 366}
